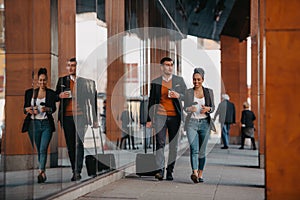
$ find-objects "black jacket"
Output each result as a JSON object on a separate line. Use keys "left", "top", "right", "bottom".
{"left": 241, "top": 110, "right": 256, "bottom": 128}
{"left": 23, "top": 88, "right": 57, "bottom": 132}
{"left": 147, "top": 75, "right": 187, "bottom": 122}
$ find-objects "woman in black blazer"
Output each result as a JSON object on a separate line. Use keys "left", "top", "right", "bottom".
{"left": 184, "top": 68, "right": 215, "bottom": 183}
{"left": 239, "top": 101, "right": 257, "bottom": 150}
{"left": 23, "top": 68, "right": 57, "bottom": 183}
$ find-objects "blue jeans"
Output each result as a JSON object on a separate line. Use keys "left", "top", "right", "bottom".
{"left": 221, "top": 123, "right": 230, "bottom": 147}
{"left": 186, "top": 118, "right": 210, "bottom": 171}
{"left": 28, "top": 119, "right": 53, "bottom": 171}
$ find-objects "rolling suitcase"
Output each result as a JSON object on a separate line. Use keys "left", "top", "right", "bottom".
{"left": 85, "top": 127, "right": 116, "bottom": 177}
{"left": 136, "top": 127, "right": 158, "bottom": 176}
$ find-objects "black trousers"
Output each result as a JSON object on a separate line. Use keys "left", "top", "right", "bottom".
{"left": 155, "top": 115, "right": 181, "bottom": 174}
{"left": 62, "top": 116, "right": 86, "bottom": 174}
{"left": 120, "top": 133, "right": 135, "bottom": 149}
{"left": 240, "top": 133, "right": 256, "bottom": 149}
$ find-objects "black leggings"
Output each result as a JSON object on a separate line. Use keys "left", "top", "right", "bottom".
{"left": 240, "top": 134, "right": 256, "bottom": 149}
{"left": 120, "top": 133, "right": 135, "bottom": 149}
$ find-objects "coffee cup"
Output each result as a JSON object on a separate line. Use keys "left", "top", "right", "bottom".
{"left": 65, "top": 90, "right": 72, "bottom": 98}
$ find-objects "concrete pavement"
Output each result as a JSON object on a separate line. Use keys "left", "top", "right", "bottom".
{"left": 74, "top": 143, "right": 265, "bottom": 200}
{"left": 0, "top": 136, "right": 264, "bottom": 200}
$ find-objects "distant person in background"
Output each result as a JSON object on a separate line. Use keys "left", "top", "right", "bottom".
{"left": 239, "top": 102, "right": 257, "bottom": 150}
{"left": 213, "top": 94, "right": 236, "bottom": 149}
{"left": 100, "top": 99, "right": 107, "bottom": 134}
{"left": 140, "top": 96, "right": 151, "bottom": 149}
{"left": 120, "top": 105, "right": 136, "bottom": 150}
{"left": 23, "top": 68, "right": 57, "bottom": 183}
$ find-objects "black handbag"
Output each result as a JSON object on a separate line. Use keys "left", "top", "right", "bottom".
{"left": 243, "top": 127, "right": 254, "bottom": 138}
{"left": 21, "top": 114, "right": 31, "bottom": 133}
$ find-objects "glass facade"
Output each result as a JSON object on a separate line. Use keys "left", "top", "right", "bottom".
{"left": 0, "top": 1, "right": 221, "bottom": 199}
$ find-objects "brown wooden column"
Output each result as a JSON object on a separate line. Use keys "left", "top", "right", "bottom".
{"left": 149, "top": 35, "right": 170, "bottom": 79}
{"left": 57, "top": 0, "right": 76, "bottom": 76}
{"left": 250, "top": 0, "right": 265, "bottom": 168}
{"left": 258, "top": 0, "right": 266, "bottom": 171}
{"left": 220, "top": 35, "right": 248, "bottom": 144}
{"left": 4, "top": 0, "right": 52, "bottom": 170}
{"left": 105, "top": 0, "right": 125, "bottom": 142}
{"left": 56, "top": 0, "right": 76, "bottom": 156}
{"left": 263, "top": 0, "right": 300, "bottom": 198}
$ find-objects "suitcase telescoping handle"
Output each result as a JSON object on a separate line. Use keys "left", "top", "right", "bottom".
{"left": 91, "top": 127, "right": 105, "bottom": 155}
{"left": 91, "top": 127, "right": 98, "bottom": 155}
{"left": 145, "top": 105, "right": 156, "bottom": 154}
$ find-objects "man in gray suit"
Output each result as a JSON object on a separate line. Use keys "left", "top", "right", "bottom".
{"left": 55, "top": 57, "right": 98, "bottom": 181}
{"left": 146, "top": 57, "right": 187, "bottom": 181}
{"left": 214, "top": 94, "right": 236, "bottom": 149}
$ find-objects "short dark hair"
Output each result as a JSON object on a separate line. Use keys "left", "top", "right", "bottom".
{"left": 69, "top": 57, "right": 77, "bottom": 63}
{"left": 38, "top": 67, "right": 47, "bottom": 77}
{"left": 160, "top": 57, "right": 173, "bottom": 65}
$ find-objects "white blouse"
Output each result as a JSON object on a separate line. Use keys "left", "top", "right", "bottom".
{"left": 191, "top": 96, "right": 207, "bottom": 119}
{"left": 31, "top": 97, "right": 47, "bottom": 120}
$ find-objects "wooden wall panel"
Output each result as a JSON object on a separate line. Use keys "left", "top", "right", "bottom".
{"left": 105, "top": 0, "right": 125, "bottom": 141}
{"left": 58, "top": 0, "right": 76, "bottom": 76}
{"left": 55, "top": 0, "right": 76, "bottom": 149}
{"left": 6, "top": 54, "right": 51, "bottom": 95}
{"left": 5, "top": 55, "right": 51, "bottom": 155}
{"left": 259, "top": 0, "right": 266, "bottom": 170}
{"left": 4, "top": 0, "right": 54, "bottom": 166}
{"left": 5, "top": 96, "right": 35, "bottom": 155}
{"left": 265, "top": 31, "right": 300, "bottom": 199}
{"left": 5, "top": 0, "right": 50, "bottom": 54}
{"left": 263, "top": 0, "right": 300, "bottom": 198}
{"left": 265, "top": 0, "right": 300, "bottom": 30}
{"left": 220, "top": 36, "right": 248, "bottom": 143}
{"left": 150, "top": 35, "right": 170, "bottom": 80}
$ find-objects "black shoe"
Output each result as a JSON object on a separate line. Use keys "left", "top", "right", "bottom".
{"left": 154, "top": 172, "right": 164, "bottom": 181}
{"left": 239, "top": 147, "right": 244, "bottom": 149}
{"left": 190, "top": 174, "right": 198, "bottom": 183}
{"left": 166, "top": 171, "right": 173, "bottom": 181}
{"left": 253, "top": 147, "right": 257, "bottom": 150}
{"left": 37, "top": 172, "right": 47, "bottom": 183}
{"left": 221, "top": 146, "right": 228, "bottom": 149}
{"left": 37, "top": 174, "right": 44, "bottom": 183}
{"left": 71, "top": 173, "right": 81, "bottom": 181}
{"left": 198, "top": 177, "right": 204, "bottom": 183}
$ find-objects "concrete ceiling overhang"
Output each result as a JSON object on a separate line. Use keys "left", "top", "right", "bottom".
{"left": 125, "top": 0, "right": 250, "bottom": 42}
{"left": 76, "top": 0, "right": 250, "bottom": 42}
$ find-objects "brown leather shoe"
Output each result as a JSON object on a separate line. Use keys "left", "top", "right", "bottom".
{"left": 155, "top": 172, "right": 163, "bottom": 181}
{"left": 190, "top": 174, "right": 199, "bottom": 183}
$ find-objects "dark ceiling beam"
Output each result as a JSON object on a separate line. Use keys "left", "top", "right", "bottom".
{"left": 221, "top": 0, "right": 250, "bottom": 41}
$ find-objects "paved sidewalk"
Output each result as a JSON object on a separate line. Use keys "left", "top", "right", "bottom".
{"left": 75, "top": 144, "right": 265, "bottom": 200}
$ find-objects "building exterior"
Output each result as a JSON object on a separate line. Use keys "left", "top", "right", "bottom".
{"left": 0, "top": 0, "right": 299, "bottom": 199}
